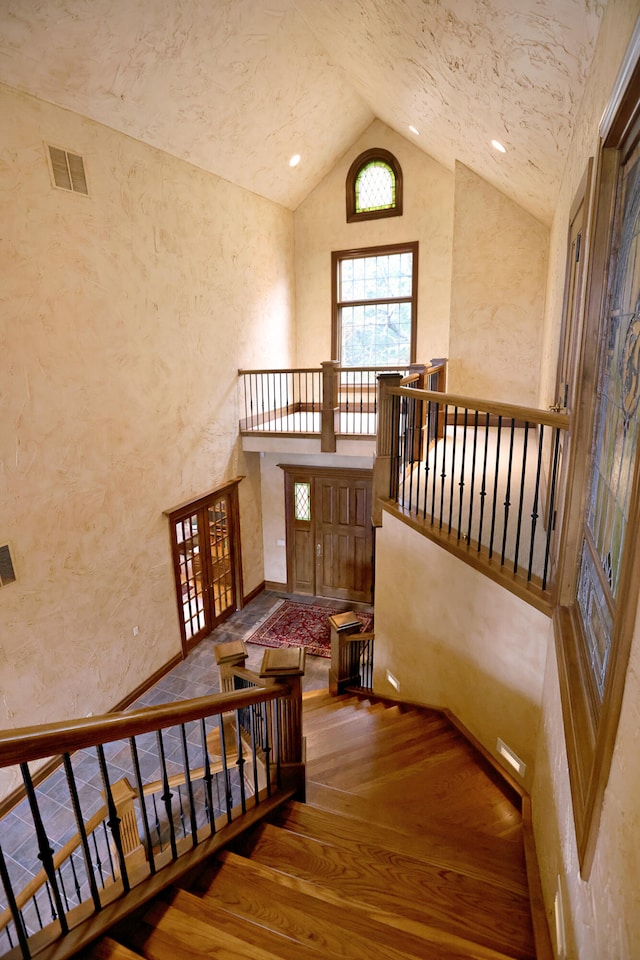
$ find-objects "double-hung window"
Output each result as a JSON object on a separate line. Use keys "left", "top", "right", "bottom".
{"left": 331, "top": 242, "right": 418, "bottom": 367}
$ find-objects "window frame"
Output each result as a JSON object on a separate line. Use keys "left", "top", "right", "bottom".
{"left": 331, "top": 241, "right": 419, "bottom": 367}
{"left": 346, "top": 148, "right": 403, "bottom": 222}
{"left": 554, "top": 31, "right": 640, "bottom": 878}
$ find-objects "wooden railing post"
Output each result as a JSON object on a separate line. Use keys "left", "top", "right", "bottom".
{"left": 373, "top": 372, "right": 402, "bottom": 526}
{"left": 328, "top": 611, "right": 365, "bottom": 695}
{"left": 260, "top": 647, "right": 306, "bottom": 800}
{"left": 214, "top": 639, "right": 248, "bottom": 693}
{"left": 321, "top": 360, "right": 339, "bottom": 452}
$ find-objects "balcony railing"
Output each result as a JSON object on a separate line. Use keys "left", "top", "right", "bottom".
{"left": 374, "top": 379, "right": 570, "bottom": 610}
{"left": 239, "top": 360, "right": 447, "bottom": 451}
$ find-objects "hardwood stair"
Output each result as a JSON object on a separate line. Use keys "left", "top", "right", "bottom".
{"left": 80, "top": 691, "right": 548, "bottom": 960}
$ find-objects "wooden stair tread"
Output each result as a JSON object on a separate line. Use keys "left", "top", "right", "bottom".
{"left": 82, "top": 938, "right": 144, "bottom": 960}
{"left": 198, "top": 850, "right": 522, "bottom": 960}
{"left": 222, "top": 823, "right": 535, "bottom": 959}
{"left": 271, "top": 800, "right": 528, "bottom": 896}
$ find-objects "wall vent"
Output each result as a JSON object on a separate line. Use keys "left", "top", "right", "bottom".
{"left": 0, "top": 544, "right": 16, "bottom": 587}
{"left": 47, "top": 145, "right": 89, "bottom": 195}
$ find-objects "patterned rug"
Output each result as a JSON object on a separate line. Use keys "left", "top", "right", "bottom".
{"left": 245, "top": 599, "right": 374, "bottom": 659}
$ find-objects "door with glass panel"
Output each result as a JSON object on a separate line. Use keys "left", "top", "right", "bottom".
{"left": 283, "top": 467, "right": 373, "bottom": 603}
{"left": 167, "top": 480, "right": 243, "bottom": 654}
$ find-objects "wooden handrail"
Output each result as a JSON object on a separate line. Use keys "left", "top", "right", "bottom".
{"left": 238, "top": 366, "right": 321, "bottom": 375}
{"left": 0, "top": 684, "right": 291, "bottom": 767}
{"left": 389, "top": 386, "right": 570, "bottom": 431}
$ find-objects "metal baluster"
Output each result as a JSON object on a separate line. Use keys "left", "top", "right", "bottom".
{"left": 448, "top": 406, "right": 458, "bottom": 533}
{"left": 69, "top": 853, "right": 82, "bottom": 904}
{"left": 431, "top": 401, "right": 440, "bottom": 523}
{"left": 528, "top": 424, "right": 545, "bottom": 581}
{"left": 261, "top": 702, "right": 273, "bottom": 797}
{"left": 457, "top": 408, "right": 469, "bottom": 539}
{"left": 56, "top": 868, "right": 70, "bottom": 912}
{"left": 478, "top": 413, "right": 490, "bottom": 550}
{"left": 62, "top": 752, "right": 102, "bottom": 913}
{"left": 400, "top": 396, "right": 408, "bottom": 507}
{"left": 91, "top": 830, "right": 105, "bottom": 887}
{"left": 176, "top": 786, "right": 186, "bottom": 838}
{"left": 151, "top": 795, "right": 163, "bottom": 851}
{"left": 413, "top": 397, "right": 423, "bottom": 515}
{"left": 129, "top": 737, "right": 156, "bottom": 874}
{"left": 389, "top": 395, "right": 399, "bottom": 500}
{"left": 273, "top": 699, "right": 282, "bottom": 789}
{"left": 467, "top": 411, "right": 479, "bottom": 544}
{"left": 407, "top": 394, "right": 415, "bottom": 510}
{"left": 0, "top": 844, "right": 30, "bottom": 958}
{"left": 155, "top": 730, "right": 178, "bottom": 860}
{"left": 179, "top": 724, "right": 199, "bottom": 847}
{"left": 101, "top": 822, "right": 115, "bottom": 878}
{"left": 19, "top": 763, "right": 68, "bottom": 933}
{"left": 96, "top": 746, "right": 130, "bottom": 892}
{"left": 344, "top": 370, "right": 350, "bottom": 433}
{"left": 235, "top": 708, "right": 247, "bottom": 814}
{"left": 542, "top": 427, "right": 562, "bottom": 590}
{"left": 32, "top": 891, "right": 42, "bottom": 929}
{"left": 44, "top": 881, "right": 55, "bottom": 922}
{"left": 513, "top": 423, "right": 530, "bottom": 575}
{"left": 500, "top": 419, "right": 516, "bottom": 565}
{"left": 422, "top": 400, "right": 432, "bottom": 519}
{"left": 217, "top": 714, "right": 233, "bottom": 823}
{"left": 249, "top": 705, "right": 260, "bottom": 804}
{"left": 488, "top": 416, "right": 502, "bottom": 558}
{"left": 199, "top": 718, "right": 216, "bottom": 834}
{"left": 438, "top": 404, "right": 449, "bottom": 529}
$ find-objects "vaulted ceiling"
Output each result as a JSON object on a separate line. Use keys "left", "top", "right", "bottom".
{"left": 0, "top": 0, "right": 605, "bottom": 223}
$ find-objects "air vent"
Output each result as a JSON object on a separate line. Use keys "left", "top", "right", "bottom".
{"left": 0, "top": 544, "right": 16, "bottom": 587}
{"left": 48, "top": 145, "right": 89, "bottom": 195}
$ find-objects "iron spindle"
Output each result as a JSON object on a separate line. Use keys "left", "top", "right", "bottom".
{"left": 513, "top": 424, "right": 530, "bottom": 574}
{"left": 62, "top": 752, "right": 102, "bottom": 913}
{"left": 129, "top": 737, "right": 156, "bottom": 874}
{"left": 199, "top": 719, "right": 216, "bottom": 835}
{"left": 527, "top": 424, "right": 545, "bottom": 581}
{"left": 487, "top": 417, "right": 503, "bottom": 559}
{"left": 32, "top": 891, "right": 42, "bottom": 929}
{"left": 91, "top": 830, "right": 105, "bottom": 886}
{"left": 69, "top": 851, "right": 82, "bottom": 903}
{"left": 413, "top": 397, "right": 423, "bottom": 514}
{"left": 249, "top": 705, "right": 260, "bottom": 804}
{"left": 56, "top": 868, "right": 70, "bottom": 913}
{"left": 101, "top": 822, "right": 115, "bottom": 878}
{"left": 466, "top": 410, "right": 479, "bottom": 544}
{"left": 422, "top": 400, "right": 432, "bottom": 519}
{"left": 155, "top": 729, "right": 178, "bottom": 861}
{"left": 217, "top": 714, "right": 233, "bottom": 823}
{"left": 179, "top": 724, "right": 199, "bottom": 846}
{"left": 448, "top": 406, "right": 459, "bottom": 534}
{"left": 431, "top": 401, "right": 440, "bottom": 522}
{"left": 500, "top": 419, "right": 516, "bottom": 566}
{"left": 438, "top": 405, "right": 449, "bottom": 529}
{"left": 457, "top": 408, "right": 469, "bottom": 540}
{"left": 478, "top": 413, "right": 490, "bottom": 550}
{"left": 0, "top": 844, "right": 30, "bottom": 958}
{"left": 19, "top": 763, "right": 69, "bottom": 934}
{"left": 235, "top": 708, "right": 247, "bottom": 814}
{"left": 96, "top": 745, "right": 130, "bottom": 892}
{"left": 542, "top": 427, "right": 562, "bottom": 590}
{"left": 151, "top": 794, "right": 163, "bottom": 851}
{"left": 44, "top": 881, "right": 55, "bottom": 922}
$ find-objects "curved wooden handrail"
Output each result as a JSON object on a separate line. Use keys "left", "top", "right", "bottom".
{"left": 0, "top": 684, "right": 291, "bottom": 767}
{"left": 389, "top": 386, "right": 570, "bottom": 431}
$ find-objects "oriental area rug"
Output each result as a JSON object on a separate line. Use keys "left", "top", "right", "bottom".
{"left": 245, "top": 599, "right": 373, "bottom": 659}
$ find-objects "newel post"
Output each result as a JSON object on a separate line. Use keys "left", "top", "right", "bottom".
{"left": 260, "top": 647, "right": 306, "bottom": 800}
{"left": 214, "top": 639, "right": 248, "bottom": 693}
{"left": 321, "top": 360, "right": 339, "bottom": 452}
{"left": 372, "top": 372, "right": 402, "bottom": 526}
{"left": 328, "top": 611, "right": 364, "bottom": 695}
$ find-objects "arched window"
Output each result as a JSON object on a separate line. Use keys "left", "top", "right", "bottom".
{"left": 346, "top": 149, "right": 403, "bottom": 222}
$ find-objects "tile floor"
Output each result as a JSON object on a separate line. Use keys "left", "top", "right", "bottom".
{"left": 0, "top": 589, "right": 372, "bottom": 944}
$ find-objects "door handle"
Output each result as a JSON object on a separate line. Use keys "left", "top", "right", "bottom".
{"left": 316, "top": 543, "right": 322, "bottom": 557}
{"left": 548, "top": 402, "right": 562, "bottom": 413}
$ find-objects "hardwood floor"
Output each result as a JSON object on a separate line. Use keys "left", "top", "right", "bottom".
{"left": 81, "top": 691, "right": 546, "bottom": 960}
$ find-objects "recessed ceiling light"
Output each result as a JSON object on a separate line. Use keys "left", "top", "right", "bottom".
{"left": 289, "top": 154, "right": 301, "bottom": 167}
{"left": 491, "top": 139, "right": 507, "bottom": 154}
{"left": 409, "top": 125, "right": 420, "bottom": 136}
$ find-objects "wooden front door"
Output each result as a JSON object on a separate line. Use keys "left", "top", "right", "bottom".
{"left": 166, "top": 479, "right": 243, "bottom": 654}
{"left": 283, "top": 467, "right": 374, "bottom": 603}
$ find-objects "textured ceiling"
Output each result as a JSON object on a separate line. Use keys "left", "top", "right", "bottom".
{"left": 0, "top": 0, "right": 605, "bottom": 222}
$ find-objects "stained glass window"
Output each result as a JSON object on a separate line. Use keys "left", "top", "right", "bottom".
{"left": 294, "top": 482, "right": 311, "bottom": 521}
{"left": 346, "top": 149, "right": 403, "bottom": 222}
{"left": 576, "top": 145, "right": 640, "bottom": 697}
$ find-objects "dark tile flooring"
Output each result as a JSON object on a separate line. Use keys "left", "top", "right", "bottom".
{"left": 0, "top": 589, "right": 372, "bottom": 929}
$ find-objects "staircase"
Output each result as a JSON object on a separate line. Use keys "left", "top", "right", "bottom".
{"left": 80, "top": 692, "right": 547, "bottom": 960}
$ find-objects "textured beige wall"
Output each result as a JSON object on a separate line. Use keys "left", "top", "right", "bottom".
{"left": 0, "top": 85, "right": 295, "bottom": 760}
{"left": 532, "top": 4, "right": 640, "bottom": 957}
{"left": 374, "top": 511, "right": 549, "bottom": 790}
{"left": 294, "top": 119, "right": 455, "bottom": 366}
{"left": 448, "top": 163, "right": 549, "bottom": 405}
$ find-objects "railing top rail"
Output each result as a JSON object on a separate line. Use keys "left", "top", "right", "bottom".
{"left": 389, "top": 386, "right": 570, "bottom": 430}
{"left": 238, "top": 367, "right": 321, "bottom": 375}
{"left": 0, "top": 683, "right": 291, "bottom": 767}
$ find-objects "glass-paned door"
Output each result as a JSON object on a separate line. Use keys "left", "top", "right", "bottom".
{"left": 167, "top": 480, "right": 243, "bottom": 654}
{"left": 576, "top": 141, "right": 640, "bottom": 697}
